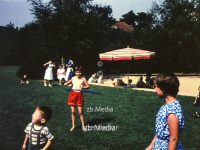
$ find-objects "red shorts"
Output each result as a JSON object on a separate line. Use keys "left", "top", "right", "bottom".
{"left": 67, "top": 91, "right": 84, "bottom": 107}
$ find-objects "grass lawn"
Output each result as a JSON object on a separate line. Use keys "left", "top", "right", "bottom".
{"left": 0, "top": 66, "right": 199, "bottom": 150}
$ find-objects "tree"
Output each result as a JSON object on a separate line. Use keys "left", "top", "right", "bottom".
{"left": 16, "top": 0, "right": 116, "bottom": 78}
{"left": 120, "top": 10, "right": 137, "bottom": 26}
{"left": 0, "top": 23, "right": 20, "bottom": 65}
{"left": 149, "top": 0, "right": 200, "bottom": 72}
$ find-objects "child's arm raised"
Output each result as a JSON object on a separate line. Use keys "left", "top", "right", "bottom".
{"left": 22, "top": 134, "right": 29, "bottom": 150}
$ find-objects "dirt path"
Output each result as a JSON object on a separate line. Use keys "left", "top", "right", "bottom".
{"left": 91, "top": 76, "right": 200, "bottom": 97}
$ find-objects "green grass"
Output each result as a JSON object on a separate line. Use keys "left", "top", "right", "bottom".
{"left": 0, "top": 66, "right": 199, "bottom": 150}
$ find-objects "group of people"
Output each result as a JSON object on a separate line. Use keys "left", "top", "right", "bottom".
{"left": 43, "top": 59, "right": 74, "bottom": 87}
{"left": 21, "top": 63, "right": 186, "bottom": 150}
{"left": 22, "top": 66, "right": 90, "bottom": 149}
{"left": 111, "top": 78, "right": 127, "bottom": 86}
{"left": 135, "top": 75, "right": 155, "bottom": 88}
{"left": 88, "top": 72, "right": 103, "bottom": 84}
{"left": 111, "top": 75, "right": 155, "bottom": 88}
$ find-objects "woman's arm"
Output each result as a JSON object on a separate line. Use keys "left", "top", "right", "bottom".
{"left": 43, "top": 61, "right": 50, "bottom": 66}
{"left": 168, "top": 114, "right": 179, "bottom": 150}
{"left": 145, "top": 135, "right": 157, "bottom": 150}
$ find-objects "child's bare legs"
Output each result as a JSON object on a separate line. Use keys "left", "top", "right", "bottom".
{"left": 44, "top": 80, "right": 52, "bottom": 87}
{"left": 44, "top": 80, "right": 47, "bottom": 86}
{"left": 78, "top": 106, "right": 86, "bottom": 131}
{"left": 48, "top": 80, "right": 52, "bottom": 87}
{"left": 59, "top": 79, "right": 62, "bottom": 85}
{"left": 70, "top": 106, "right": 76, "bottom": 131}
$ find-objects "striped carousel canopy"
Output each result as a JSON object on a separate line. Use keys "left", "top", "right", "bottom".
{"left": 99, "top": 47, "right": 155, "bottom": 61}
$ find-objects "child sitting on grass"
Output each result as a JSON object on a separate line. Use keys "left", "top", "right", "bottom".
{"left": 22, "top": 106, "right": 54, "bottom": 150}
{"left": 20, "top": 74, "right": 30, "bottom": 84}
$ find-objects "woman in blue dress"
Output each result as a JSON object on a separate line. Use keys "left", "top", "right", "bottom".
{"left": 65, "top": 59, "right": 74, "bottom": 81}
{"left": 146, "top": 73, "right": 184, "bottom": 150}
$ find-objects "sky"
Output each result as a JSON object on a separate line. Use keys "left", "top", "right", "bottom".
{"left": 0, "top": 0, "right": 159, "bottom": 27}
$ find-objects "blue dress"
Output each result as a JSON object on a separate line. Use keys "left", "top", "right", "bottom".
{"left": 65, "top": 59, "right": 74, "bottom": 81}
{"left": 153, "top": 101, "right": 184, "bottom": 150}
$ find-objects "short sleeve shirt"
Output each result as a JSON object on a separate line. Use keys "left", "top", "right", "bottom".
{"left": 24, "top": 123, "right": 54, "bottom": 145}
{"left": 153, "top": 101, "right": 184, "bottom": 150}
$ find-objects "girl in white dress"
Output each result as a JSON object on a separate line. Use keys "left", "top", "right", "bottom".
{"left": 57, "top": 65, "right": 65, "bottom": 85}
{"left": 43, "top": 61, "right": 55, "bottom": 87}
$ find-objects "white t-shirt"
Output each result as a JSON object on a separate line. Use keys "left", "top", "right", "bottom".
{"left": 71, "top": 76, "right": 87, "bottom": 91}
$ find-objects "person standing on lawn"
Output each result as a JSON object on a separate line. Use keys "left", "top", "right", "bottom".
{"left": 146, "top": 73, "right": 184, "bottom": 150}
{"left": 57, "top": 64, "right": 66, "bottom": 85}
{"left": 64, "top": 66, "right": 90, "bottom": 132}
{"left": 43, "top": 60, "right": 55, "bottom": 87}
{"left": 65, "top": 58, "right": 74, "bottom": 82}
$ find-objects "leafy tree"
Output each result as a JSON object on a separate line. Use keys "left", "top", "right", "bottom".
{"left": 120, "top": 10, "right": 137, "bottom": 26}
{"left": 0, "top": 23, "right": 20, "bottom": 65}
{"left": 16, "top": 0, "right": 116, "bottom": 78}
{"left": 1, "top": 0, "right": 200, "bottom": 75}
{"left": 149, "top": 0, "right": 200, "bottom": 72}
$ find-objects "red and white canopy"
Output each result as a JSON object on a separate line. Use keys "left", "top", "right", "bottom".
{"left": 99, "top": 47, "right": 155, "bottom": 61}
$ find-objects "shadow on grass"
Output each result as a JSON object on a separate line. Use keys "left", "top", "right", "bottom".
{"left": 86, "top": 116, "right": 115, "bottom": 126}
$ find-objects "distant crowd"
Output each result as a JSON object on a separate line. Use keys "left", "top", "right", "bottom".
{"left": 110, "top": 75, "right": 155, "bottom": 89}
{"left": 88, "top": 72, "right": 155, "bottom": 89}
{"left": 20, "top": 58, "right": 155, "bottom": 89}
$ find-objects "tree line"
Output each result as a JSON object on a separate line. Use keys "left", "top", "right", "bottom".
{"left": 0, "top": 0, "right": 200, "bottom": 78}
